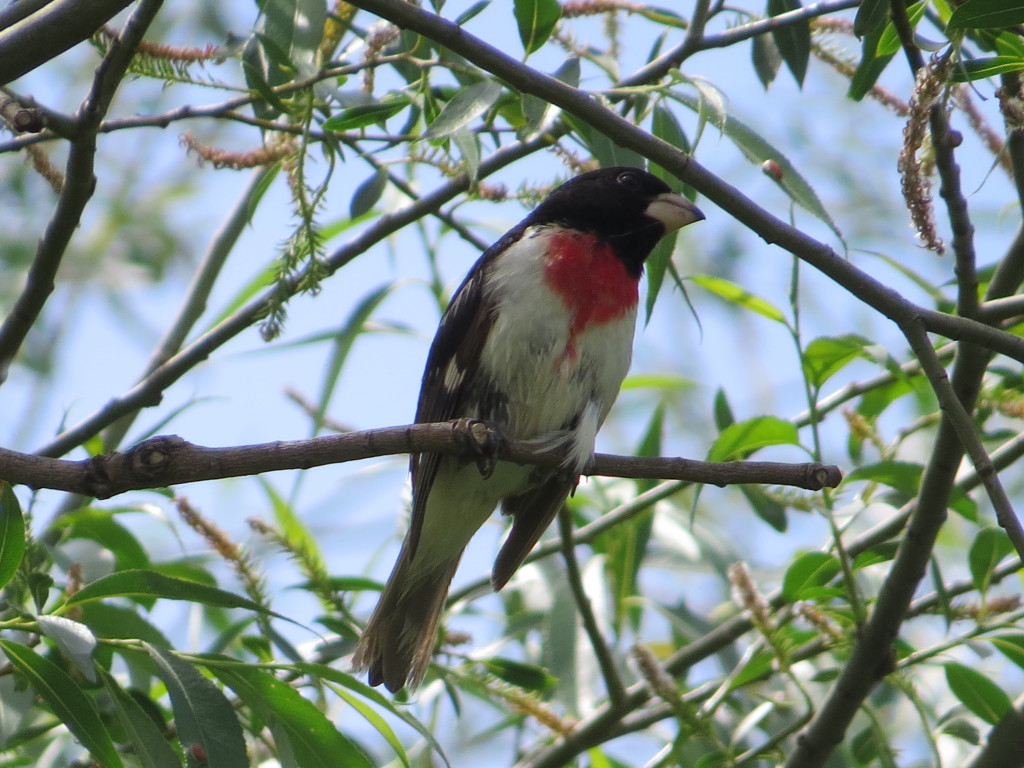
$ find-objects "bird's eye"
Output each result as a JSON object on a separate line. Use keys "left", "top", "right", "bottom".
{"left": 617, "top": 171, "right": 642, "bottom": 191}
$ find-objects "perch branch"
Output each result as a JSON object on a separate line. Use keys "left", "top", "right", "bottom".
{"left": 0, "top": 421, "right": 842, "bottom": 500}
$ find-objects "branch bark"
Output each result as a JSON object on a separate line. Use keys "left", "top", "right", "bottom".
{"left": 0, "top": 421, "right": 842, "bottom": 499}
{"left": 0, "top": 0, "right": 135, "bottom": 86}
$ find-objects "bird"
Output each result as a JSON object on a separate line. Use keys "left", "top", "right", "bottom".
{"left": 352, "top": 166, "right": 705, "bottom": 692}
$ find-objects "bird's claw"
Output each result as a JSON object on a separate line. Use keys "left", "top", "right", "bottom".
{"left": 452, "top": 418, "right": 502, "bottom": 478}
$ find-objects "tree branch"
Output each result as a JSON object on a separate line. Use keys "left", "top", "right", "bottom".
{"left": 785, "top": 343, "right": 991, "bottom": 768}
{"left": 0, "top": 421, "right": 842, "bottom": 500}
{"left": 0, "top": 0, "right": 135, "bottom": 86}
{"left": 0, "top": 0, "right": 164, "bottom": 386}
{"left": 557, "top": 506, "right": 628, "bottom": 710}
{"left": 617, "top": 0, "right": 859, "bottom": 88}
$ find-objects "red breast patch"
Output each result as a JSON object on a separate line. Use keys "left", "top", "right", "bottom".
{"left": 543, "top": 230, "right": 639, "bottom": 360}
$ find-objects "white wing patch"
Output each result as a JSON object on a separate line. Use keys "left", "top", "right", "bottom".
{"left": 442, "top": 358, "right": 464, "bottom": 392}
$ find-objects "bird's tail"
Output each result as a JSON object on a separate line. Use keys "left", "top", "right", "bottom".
{"left": 352, "top": 547, "right": 459, "bottom": 693}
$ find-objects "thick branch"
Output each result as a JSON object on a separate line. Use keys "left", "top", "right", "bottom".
{"left": 0, "top": 0, "right": 135, "bottom": 85}
{"left": 0, "top": 422, "right": 842, "bottom": 499}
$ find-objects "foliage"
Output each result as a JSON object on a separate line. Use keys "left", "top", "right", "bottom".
{"left": 1, "top": 0, "right": 1024, "bottom": 766}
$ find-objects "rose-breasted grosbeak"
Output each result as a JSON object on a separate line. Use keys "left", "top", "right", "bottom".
{"left": 353, "top": 167, "right": 704, "bottom": 692}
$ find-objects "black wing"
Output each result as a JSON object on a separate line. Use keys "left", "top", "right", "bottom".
{"left": 405, "top": 253, "right": 495, "bottom": 557}
{"left": 406, "top": 220, "right": 538, "bottom": 557}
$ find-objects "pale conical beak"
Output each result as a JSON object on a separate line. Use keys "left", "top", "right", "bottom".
{"left": 645, "top": 192, "right": 705, "bottom": 233}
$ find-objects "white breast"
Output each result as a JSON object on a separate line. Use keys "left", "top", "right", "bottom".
{"left": 479, "top": 227, "right": 636, "bottom": 452}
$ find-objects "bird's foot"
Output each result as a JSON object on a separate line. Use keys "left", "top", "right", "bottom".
{"left": 451, "top": 418, "right": 503, "bottom": 479}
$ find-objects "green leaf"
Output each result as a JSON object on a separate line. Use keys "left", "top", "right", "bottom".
{"left": 741, "top": 485, "right": 788, "bottom": 532}
{"left": 802, "top": 334, "right": 872, "bottom": 389}
{"left": 851, "top": 725, "right": 882, "bottom": 764}
{"left": 939, "top": 716, "right": 981, "bottom": 745}
{"left": 847, "top": 3, "right": 925, "bottom": 100}
{"left": 690, "top": 274, "right": 786, "bottom": 322}
{"left": 451, "top": 127, "right": 481, "bottom": 178}
{"left": 427, "top": 80, "right": 503, "bottom": 138}
{"left": 845, "top": 460, "right": 923, "bottom": 497}
{"left": 751, "top": 33, "right": 783, "bottom": 88}
{"left": 37, "top": 615, "right": 98, "bottom": 683}
{"left": 969, "top": 527, "right": 1014, "bottom": 594}
{"left": 514, "top": 0, "right": 561, "bottom": 55}
{"left": 948, "top": 0, "right": 1024, "bottom": 29}
{"left": 241, "top": 35, "right": 294, "bottom": 122}
{"left": 600, "top": 408, "right": 663, "bottom": 629}
{"left": 650, "top": 103, "right": 692, "bottom": 185}
{"left": 643, "top": 228, "right": 679, "bottom": 323}
{"left": 145, "top": 645, "right": 248, "bottom": 768}
{"left": 0, "top": 481, "right": 26, "bottom": 590}
{"left": 323, "top": 98, "right": 410, "bottom": 131}
{"left": 522, "top": 57, "right": 580, "bottom": 140}
{"left": 456, "top": 0, "right": 490, "bottom": 25}
{"left": 713, "top": 387, "right": 735, "bottom": 431}
{"left": 57, "top": 508, "right": 151, "bottom": 572}
{"left": 212, "top": 664, "right": 375, "bottom": 768}
{"left": 782, "top": 552, "right": 840, "bottom": 602}
{"left": 101, "top": 671, "right": 183, "bottom": 768}
{"left": 877, "top": 2, "right": 926, "bottom": 56}
{"left": 81, "top": 602, "right": 173, "bottom": 647}
{"left": 768, "top": 0, "right": 811, "bottom": 86}
{"left": 929, "top": 556, "right": 955, "bottom": 628}
{"left": 0, "top": 640, "right": 125, "bottom": 768}
{"left": 944, "top": 662, "right": 1013, "bottom": 726}
{"left": 565, "top": 114, "right": 647, "bottom": 169}
{"left": 989, "top": 634, "right": 1024, "bottom": 670}
{"left": 708, "top": 416, "right": 800, "bottom": 462}
{"left": 258, "top": 0, "right": 325, "bottom": 75}
{"left": 64, "top": 569, "right": 280, "bottom": 618}
{"left": 481, "top": 657, "right": 558, "bottom": 691}
{"left": 995, "top": 31, "right": 1024, "bottom": 58}
{"left": 854, "top": 0, "right": 890, "bottom": 37}
{"left": 292, "top": 661, "right": 448, "bottom": 765}
{"left": 729, "top": 648, "right": 775, "bottom": 690}
{"left": 951, "top": 56, "right": 1024, "bottom": 82}
{"left": 349, "top": 168, "right": 388, "bottom": 219}
{"left": 852, "top": 542, "right": 899, "bottom": 570}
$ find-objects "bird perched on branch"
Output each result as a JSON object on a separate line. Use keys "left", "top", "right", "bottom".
{"left": 353, "top": 166, "right": 705, "bottom": 692}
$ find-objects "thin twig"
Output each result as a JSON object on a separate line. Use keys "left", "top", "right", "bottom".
{"left": 557, "top": 506, "right": 628, "bottom": 709}
{"left": 617, "top": 0, "right": 859, "bottom": 88}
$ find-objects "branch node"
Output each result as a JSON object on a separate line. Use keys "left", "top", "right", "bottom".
{"left": 813, "top": 463, "right": 844, "bottom": 489}
{"left": 129, "top": 434, "right": 185, "bottom": 481}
